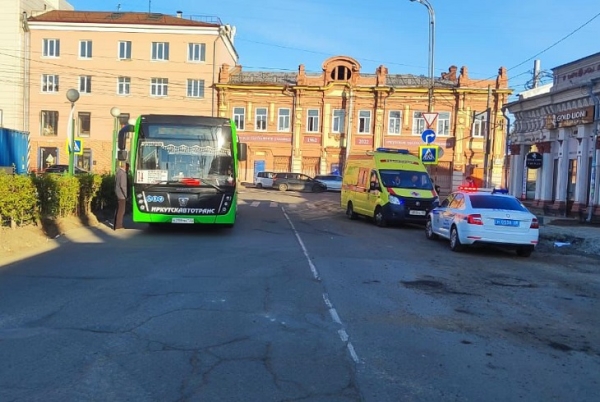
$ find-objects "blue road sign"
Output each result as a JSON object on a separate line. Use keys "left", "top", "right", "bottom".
{"left": 419, "top": 145, "right": 438, "bottom": 165}
{"left": 421, "top": 129, "right": 436, "bottom": 144}
{"left": 66, "top": 139, "right": 83, "bottom": 155}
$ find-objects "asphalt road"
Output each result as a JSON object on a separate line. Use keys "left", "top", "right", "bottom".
{"left": 1, "top": 188, "right": 599, "bottom": 402}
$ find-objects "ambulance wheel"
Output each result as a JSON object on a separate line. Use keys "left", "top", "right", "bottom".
{"left": 346, "top": 202, "right": 358, "bottom": 220}
{"left": 374, "top": 207, "right": 387, "bottom": 227}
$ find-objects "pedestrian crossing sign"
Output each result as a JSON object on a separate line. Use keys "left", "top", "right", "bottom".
{"left": 419, "top": 145, "right": 438, "bottom": 165}
{"left": 66, "top": 138, "right": 84, "bottom": 155}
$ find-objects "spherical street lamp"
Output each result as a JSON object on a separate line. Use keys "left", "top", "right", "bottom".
{"left": 66, "top": 88, "right": 80, "bottom": 175}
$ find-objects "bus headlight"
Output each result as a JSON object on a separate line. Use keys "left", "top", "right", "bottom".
{"left": 140, "top": 205, "right": 146, "bottom": 211}
{"left": 221, "top": 207, "right": 227, "bottom": 213}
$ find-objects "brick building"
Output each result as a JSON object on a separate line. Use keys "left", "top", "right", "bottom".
{"left": 215, "top": 56, "right": 512, "bottom": 193}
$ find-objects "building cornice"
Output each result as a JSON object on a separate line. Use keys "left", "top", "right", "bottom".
{"left": 27, "top": 21, "right": 222, "bottom": 36}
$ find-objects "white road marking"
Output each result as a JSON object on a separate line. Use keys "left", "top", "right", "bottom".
{"left": 270, "top": 202, "right": 278, "bottom": 207}
{"left": 282, "top": 207, "right": 360, "bottom": 364}
{"left": 250, "top": 201, "right": 260, "bottom": 207}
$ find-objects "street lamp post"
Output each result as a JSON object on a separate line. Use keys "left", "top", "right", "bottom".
{"left": 409, "top": 0, "right": 435, "bottom": 112}
{"left": 110, "top": 107, "right": 121, "bottom": 174}
{"left": 66, "top": 88, "right": 80, "bottom": 176}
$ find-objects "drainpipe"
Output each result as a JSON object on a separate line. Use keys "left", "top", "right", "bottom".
{"left": 586, "top": 80, "right": 600, "bottom": 222}
{"left": 344, "top": 86, "right": 354, "bottom": 166}
{"left": 211, "top": 27, "right": 224, "bottom": 117}
{"left": 22, "top": 12, "right": 30, "bottom": 132}
{"left": 501, "top": 105, "right": 511, "bottom": 189}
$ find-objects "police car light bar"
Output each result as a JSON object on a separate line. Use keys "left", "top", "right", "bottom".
{"left": 376, "top": 147, "right": 410, "bottom": 154}
{"left": 492, "top": 188, "right": 509, "bottom": 194}
{"left": 458, "top": 186, "right": 479, "bottom": 192}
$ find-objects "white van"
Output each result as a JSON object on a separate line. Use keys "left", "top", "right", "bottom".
{"left": 254, "top": 171, "right": 275, "bottom": 188}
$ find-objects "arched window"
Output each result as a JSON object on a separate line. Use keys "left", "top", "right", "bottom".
{"left": 331, "top": 65, "right": 352, "bottom": 81}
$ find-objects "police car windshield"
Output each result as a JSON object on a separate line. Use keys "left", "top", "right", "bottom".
{"left": 469, "top": 195, "right": 528, "bottom": 211}
{"left": 379, "top": 170, "right": 433, "bottom": 190}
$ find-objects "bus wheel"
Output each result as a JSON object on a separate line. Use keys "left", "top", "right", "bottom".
{"left": 374, "top": 207, "right": 387, "bottom": 227}
{"left": 278, "top": 183, "right": 288, "bottom": 192}
{"left": 346, "top": 202, "right": 358, "bottom": 220}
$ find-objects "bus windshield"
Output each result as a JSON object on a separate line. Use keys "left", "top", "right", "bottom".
{"left": 135, "top": 123, "right": 233, "bottom": 185}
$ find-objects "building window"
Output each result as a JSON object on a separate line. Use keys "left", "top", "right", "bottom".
{"left": 118, "top": 77, "right": 130, "bottom": 95}
{"left": 118, "top": 41, "right": 132, "bottom": 60}
{"left": 41, "top": 110, "right": 58, "bottom": 136}
{"left": 255, "top": 108, "right": 267, "bottom": 131}
{"left": 187, "top": 79, "right": 205, "bottom": 98}
{"left": 278, "top": 108, "right": 290, "bottom": 131}
{"left": 188, "top": 43, "right": 206, "bottom": 62}
{"left": 79, "top": 40, "right": 92, "bottom": 58}
{"left": 332, "top": 109, "right": 345, "bottom": 133}
{"left": 41, "top": 74, "right": 59, "bottom": 93}
{"left": 331, "top": 65, "right": 351, "bottom": 81}
{"left": 307, "top": 109, "right": 320, "bottom": 132}
{"left": 472, "top": 116, "right": 485, "bottom": 138}
{"left": 151, "top": 42, "right": 169, "bottom": 61}
{"left": 233, "top": 107, "right": 245, "bottom": 131}
{"left": 76, "top": 149, "right": 92, "bottom": 172}
{"left": 43, "top": 39, "right": 60, "bottom": 57}
{"left": 150, "top": 78, "right": 168, "bottom": 96}
{"left": 412, "top": 112, "right": 426, "bottom": 135}
{"left": 358, "top": 110, "right": 371, "bottom": 134}
{"left": 79, "top": 76, "right": 92, "bottom": 94}
{"left": 388, "top": 110, "right": 402, "bottom": 135}
{"left": 78, "top": 112, "right": 91, "bottom": 137}
{"left": 437, "top": 112, "right": 451, "bottom": 136}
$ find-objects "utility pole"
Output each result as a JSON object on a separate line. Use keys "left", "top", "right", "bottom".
{"left": 483, "top": 85, "right": 492, "bottom": 187}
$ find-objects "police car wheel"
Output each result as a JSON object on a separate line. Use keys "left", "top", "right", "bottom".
{"left": 346, "top": 202, "right": 358, "bottom": 220}
{"left": 450, "top": 226, "right": 463, "bottom": 252}
{"left": 374, "top": 207, "right": 387, "bottom": 227}
{"left": 516, "top": 246, "right": 533, "bottom": 257}
{"left": 425, "top": 219, "right": 438, "bottom": 240}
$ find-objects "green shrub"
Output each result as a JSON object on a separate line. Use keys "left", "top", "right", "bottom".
{"left": 0, "top": 173, "right": 39, "bottom": 227}
{"left": 78, "top": 174, "right": 103, "bottom": 215}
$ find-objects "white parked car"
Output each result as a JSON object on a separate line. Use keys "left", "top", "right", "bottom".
{"left": 314, "top": 174, "right": 343, "bottom": 191}
{"left": 254, "top": 171, "right": 274, "bottom": 189}
{"left": 425, "top": 187, "right": 539, "bottom": 257}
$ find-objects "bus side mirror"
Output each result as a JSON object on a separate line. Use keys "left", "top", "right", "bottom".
{"left": 238, "top": 143, "right": 248, "bottom": 161}
{"left": 117, "top": 150, "right": 128, "bottom": 161}
{"left": 118, "top": 124, "right": 135, "bottom": 150}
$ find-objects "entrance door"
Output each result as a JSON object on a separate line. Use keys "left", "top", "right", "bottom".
{"left": 254, "top": 160, "right": 265, "bottom": 182}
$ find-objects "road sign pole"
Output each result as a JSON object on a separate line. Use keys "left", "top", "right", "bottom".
{"left": 68, "top": 104, "right": 75, "bottom": 176}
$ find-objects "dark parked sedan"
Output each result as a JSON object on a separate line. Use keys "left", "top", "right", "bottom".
{"left": 272, "top": 172, "right": 327, "bottom": 192}
{"left": 43, "top": 164, "right": 88, "bottom": 174}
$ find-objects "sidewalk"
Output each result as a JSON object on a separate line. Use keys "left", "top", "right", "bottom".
{"left": 536, "top": 215, "right": 600, "bottom": 258}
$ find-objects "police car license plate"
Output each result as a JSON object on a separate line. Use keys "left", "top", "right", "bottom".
{"left": 172, "top": 218, "right": 194, "bottom": 224}
{"left": 494, "top": 219, "right": 519, "bottom": 227}
{"left": 409, "top": 210, "right": 426, "bottom": 216}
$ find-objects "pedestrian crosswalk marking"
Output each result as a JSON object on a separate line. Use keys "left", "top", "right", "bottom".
{"left": 250, "top": 201, "right": 260, "bottom": 207}
{"left": 270, "top": 202, "right": 278, "bottom": 207}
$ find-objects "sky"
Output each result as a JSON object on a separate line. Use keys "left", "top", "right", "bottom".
{"left": 67, "top": 0, "right": 600, "bottom": 101}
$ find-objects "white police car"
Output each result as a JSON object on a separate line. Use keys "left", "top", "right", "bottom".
{"left": 425, "top": 187, "right": 539, "bottom": 257}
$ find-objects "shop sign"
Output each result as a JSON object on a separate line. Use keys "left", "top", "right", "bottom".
{"left": 355, "top": 137, "right": 373, "bottom": 146}
{"left": 548, "top": 106, "right": 595, "bottom": 128}
{"left": 303, "top": 136, "right": 321, "bottom": 144}
{"left": 525, "top": 152, "right": 543, "bottom": 169}
{"left": 238, "top": 134, "right": 292, "bottom": 143}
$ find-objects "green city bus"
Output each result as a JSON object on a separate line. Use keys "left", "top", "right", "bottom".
{"left": 117, "top": 114, "right": 247, "bottom": 227}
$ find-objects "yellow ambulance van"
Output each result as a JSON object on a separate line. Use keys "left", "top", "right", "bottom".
{"left": 341, "top": 148, "right": 439, "bottom": 227}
